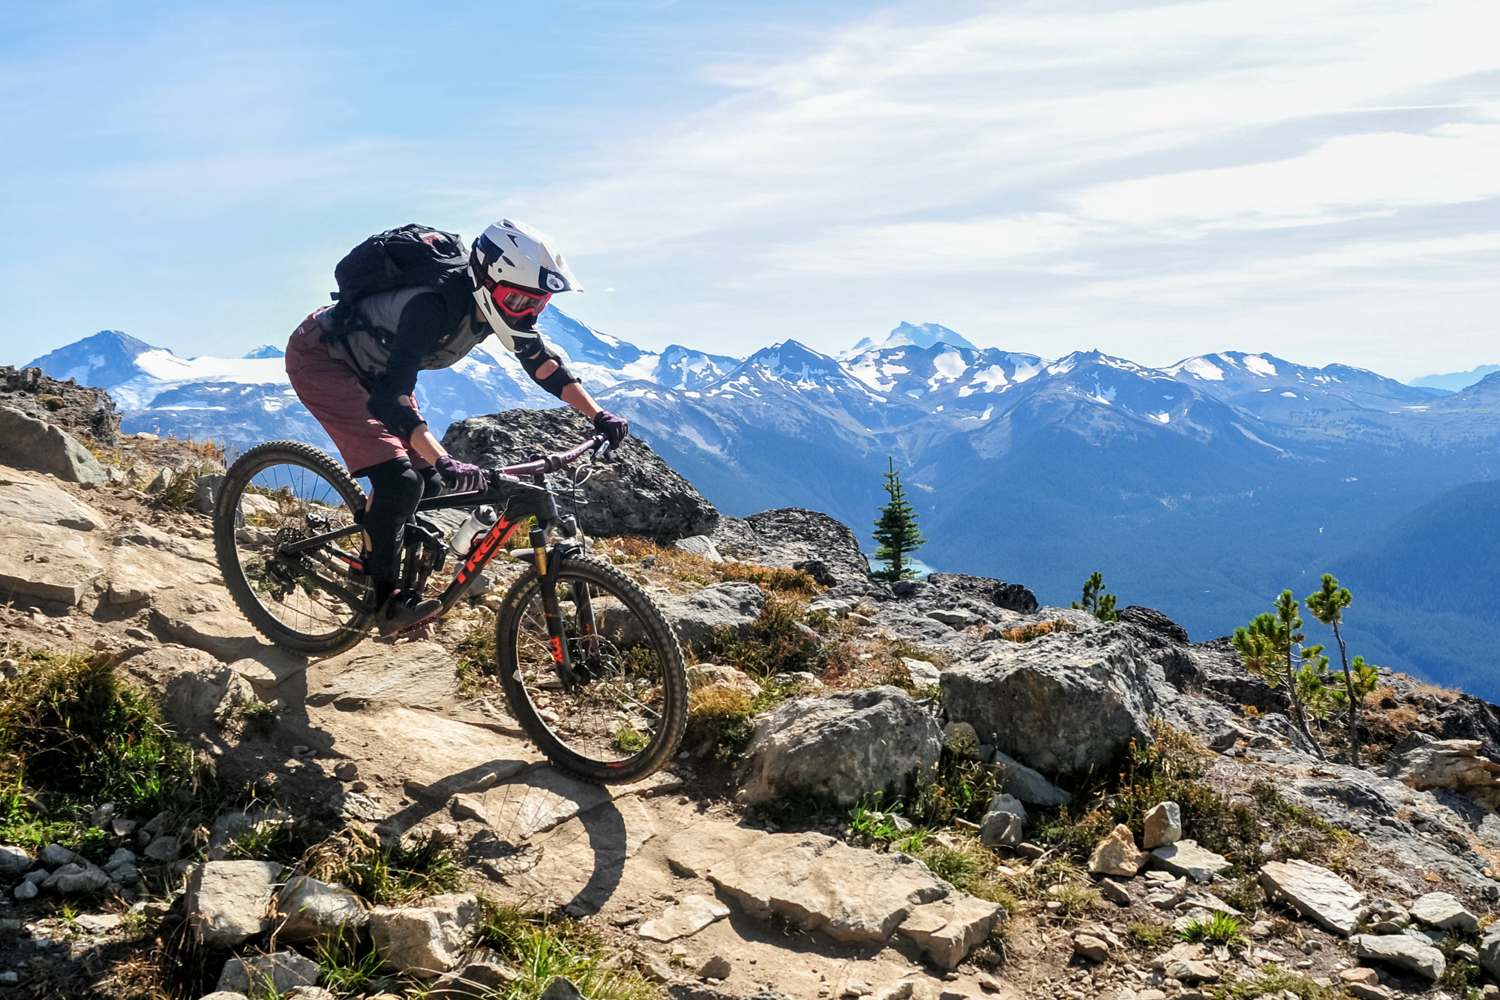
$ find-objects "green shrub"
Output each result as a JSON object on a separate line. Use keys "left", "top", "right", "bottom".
{"left": 1177, "top": 911, "right": 1246, "bottom": 945}
{"left": 476, "top": 899, "right": 657, "bottom": 1000}
{"left": 1128, "top": 922, "right": 1169, "bottom": 947}
{"left": 707, "top": 595, "right": 825, "bottom": 676}
{"left": 0, "top": 652, "right": 215, "bottom": 854}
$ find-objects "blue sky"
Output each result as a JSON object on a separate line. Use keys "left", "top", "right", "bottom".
{"left": 2, "top": 0, "right": 1497, "bottom": 379}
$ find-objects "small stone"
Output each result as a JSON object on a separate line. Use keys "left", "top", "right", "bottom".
{"left": 0, "top": 973, "right": 18, "bottom": 986}
{"left": 13, "top": 880, "right": 37, "bottom": 900}
{"left": 638, "top": 893, "right": 731, "bottom": 942}
{"left": 699, "top": 954, "right": 731, "bottom": 979}
{"left": 1150, "top": 840, "right": 1230, "bottom": 879}
{"left": 0, "top": 845, "right": 30, "bottom": 875}
{"left": 1089, "top": 824, "right": 1146, "bottom": 877}
{"left": 1142, "top": 802, "right": 1182, "bottom": 849}
{"left": 216, "top": 951, "right": 321, "bottom": 994}
{"left": 1340, "top": 966, "right": 1379, "bottom": 986}
{"left": 538, "top": 979, "right": 586, "bottom": 1000}
{"left": 334, "top": 762, "right": 359, "bottom": 781}
{"left": 1099, "top": 879, "right": 1130, "bottom": 906}
{"left": 110, "top": 817, "right": 137, "bottom": 838}
{"left": 642, "top": 960, "right": 676, "bottom": 984}
{"left": 1353, "top": 932, "right": 1445, "bottom": 982}
{"left": 1409, "top": 891, "right": 1478, "bottom": 932}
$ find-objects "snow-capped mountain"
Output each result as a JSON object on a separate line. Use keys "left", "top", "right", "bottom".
{"left": 17, "top": 316, "right": 1500, "bottom": 697}
{"left": 844, "top": 321, "right": 977, "bottom": 357}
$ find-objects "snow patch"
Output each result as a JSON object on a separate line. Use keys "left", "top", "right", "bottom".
{"left": 1242, "top": 355, "right": 1277, "bottom": 377}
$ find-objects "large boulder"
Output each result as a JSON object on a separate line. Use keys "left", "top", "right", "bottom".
{"left": 940, "top": 619, "right": 1187, "bottom": 777}
{"left": 0, "top": 467, "right": 106, "bottom": 530}
{"left": 736, "top": 687, "right": 942, "bottom": 806}
{"left": 0, "top": 512, "right": 105, "bottom": 604}
{"left": 1353, "top": 933, "right": 1445, "bottom": 982}
{"left": 0, "top": 406, "right": 106, "bottom": 484}
{"left": 442, "top": 407, "right": 717, "bottom": 543}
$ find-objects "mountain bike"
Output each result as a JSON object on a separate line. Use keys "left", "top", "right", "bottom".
{"left": 211, "top": 436, "right": 686, "bottom": 784}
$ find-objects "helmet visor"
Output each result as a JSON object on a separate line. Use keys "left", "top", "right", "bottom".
{"left": 493, "top": 285, "right": 551, "bottom": 319}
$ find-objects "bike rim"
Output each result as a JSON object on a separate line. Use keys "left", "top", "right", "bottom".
{"left": 508, "top": 572, "right": 672, "bottom": 769}
{"left": 228, "top": 458, "right": 369, "bottom": 641}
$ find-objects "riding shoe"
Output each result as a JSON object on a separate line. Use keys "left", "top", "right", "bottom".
{"left": 376, "top": 590, "right": 441, "bottom": 636}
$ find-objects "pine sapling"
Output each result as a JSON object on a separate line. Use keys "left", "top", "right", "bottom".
{"left": 1306, "top": 574, "right": 1378, "bottom": 767}
{"left": 1072, "top": 571, "right": 1119, "bottom": 622}
{"left": 871, "top": 457, "right": 926, "bottom": 582}
{"left": 1231, "top": 592, "right": 1324, "bottom": 759}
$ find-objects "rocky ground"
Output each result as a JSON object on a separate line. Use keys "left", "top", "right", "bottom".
{"left": 4, "top": 395, "right": 1500, "bottom": 1000}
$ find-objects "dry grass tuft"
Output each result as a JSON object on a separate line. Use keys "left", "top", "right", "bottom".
{"left": 995, "top": 619, "right": 1078, "bottom": 643}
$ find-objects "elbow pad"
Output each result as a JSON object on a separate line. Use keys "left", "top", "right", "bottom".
{"left": 516, "top": 335, "right": 580, "bottom": 398}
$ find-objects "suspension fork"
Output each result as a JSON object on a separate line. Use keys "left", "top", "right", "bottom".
{"left": 533, "top": 525, "right": 581, "bottom": 688}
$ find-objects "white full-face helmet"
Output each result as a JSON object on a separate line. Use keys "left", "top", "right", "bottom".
{"left": 468, "top": 219, "right": 581, "bottom": 332}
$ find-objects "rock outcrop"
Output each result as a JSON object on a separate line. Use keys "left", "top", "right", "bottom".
{"left": 442, "top": 407, "right": 717, "bottom": 543}
{"left": 0, "top": 406, "right": 107, "bottom": 485}
{"left": 0, "top": 366, "right": 120, "bottom": 447}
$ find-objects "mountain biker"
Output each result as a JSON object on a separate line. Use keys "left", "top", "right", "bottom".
{"left": 284, "top": 219, "right": 630, "bottom": 635}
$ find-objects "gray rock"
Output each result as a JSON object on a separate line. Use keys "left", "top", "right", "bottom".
{"left": 940, "top": 619, "right": 1186, "bottom": 777}
{"left": 216, "top": 951, "right": 321, "bottom": 996}
{"left": 654, "top": 582, "right": 765, "bottom": 650}
{"left": 737, "top": 686, "right": 942, "bottom": 806}
{"left": 1409, "top": 891, "right": 1478, "bottom": 932}
{"left": 43, "top": 861, "right": 111, "bottom": 894}
{"left": 1143, "top": 801, "right": 1182, "bottom": 849}
{"left": 1258, "top": 860, "right": 1364, "bottom": 936}
{"left": 1480, "top": 923, "right": 1500, "bottom": 981}
{"left": 1353, "top": 932, "right": 1446, "bottom": 982}
{"left": 0, "top": 845, "right": 31, "bottom": 875}
{"left": 742, "top": 507, "right": 871, "bottom": 586}
{"left": 639, "top": 894, "right": 731, "bottom": 942}
{"left": 0, "top": 471, "right": 105, "bottom": 531}
{"left": 426, "top": 947, "right": 519, "bottom": 999}
{"left": 40, "top": 843, "right": 74, "bottom": 867}
{"left": 194, "top": 474, "right": 224, "bottom": 515}
{"left": 369, "top": 892, "right": 480, "bottom": 978}
{"left": 307, "top": 639, "right": 458, "bottom": 712}
{"left": 0, "top": 406, "right": 106, "bottom": 484}
{"left": 987, "top": 750, "right": 1071, "bottom": 806}
{"left": 901, "top": 657, "right": 941, "bottom": 687}
{"left": 674, "top": 534, "right": 724, "bottom": 562}
{"left": 927, "top": 608, "right": 982, "bottom": 629}
{"left": 698, "top": 955, "right": 732, "bottom": 979}
{"left": 443, "top": 407, "right": 718, "bottom": 543}
{"left": 277, "top": 875, "right": 368, "bottom": 941}
{"left": 1387, "top": 739, "right": 1500, "bottom": 810}
{"left": 198, "top": 994, "right": 252, "bottom": 1000}
{"left": 12, "top": 880, "right": 37, "bottom": 900}
{"left": 1151, "top": 840, "right": 1230, "bottom": 880}
{"left": 187, "top": 860, "right": 284, "bottom": 947}
{"left": 0, "top": 366, "right": 120, "bottom": 446}
{"left": 926, "top": 573, "right": 1038, "bottom": 614}
{"left": 538, "top": 978, "right": 586, "bottom": 1000}
{"left": 979, "top": 810, "right": 1023, "bottom": 848}
{"left": 1089, "top": 824, "right": 1146, "bottom": 877}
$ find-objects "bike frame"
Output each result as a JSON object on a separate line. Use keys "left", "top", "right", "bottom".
{"left": 276, "top": 436, "right": 606, "bottom": 681}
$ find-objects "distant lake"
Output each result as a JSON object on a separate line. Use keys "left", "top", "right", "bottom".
{"left": 865, "top": 555, "right": 937, "bottom": 580}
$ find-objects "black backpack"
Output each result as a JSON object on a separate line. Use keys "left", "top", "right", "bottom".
{"left": 324, "top": 225, "right": 472, "bottom": 336}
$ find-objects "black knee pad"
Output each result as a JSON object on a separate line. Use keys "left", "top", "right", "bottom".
{"left": 355, "top": 457, "right": 425, "bottom": 585}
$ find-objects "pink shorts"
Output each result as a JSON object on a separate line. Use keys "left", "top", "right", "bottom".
{"left": 284, "top": 310, "right": 431, "bottom": 477}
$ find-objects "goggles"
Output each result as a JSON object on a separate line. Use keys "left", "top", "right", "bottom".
{"left": 492, "top": 284, "right": 552, "bottom": 319}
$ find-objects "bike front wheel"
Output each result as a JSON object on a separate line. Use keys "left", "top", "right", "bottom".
{"left": 495, "top": 555, "right": 686, "bottom": 784}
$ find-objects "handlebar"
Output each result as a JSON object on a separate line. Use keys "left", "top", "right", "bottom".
{"left": 493, "top": 435, "right": 606, "bottom": 481}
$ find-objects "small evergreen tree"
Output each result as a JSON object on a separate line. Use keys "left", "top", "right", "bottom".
{"left": 1072, "top": 571, "right": 1119, "bottom": 622}
{"left": 1306, "top": 573, "right": 1379, "bottom": 767}
{"left": 1230, "top": 591, "right": 1325, "bottom": 759}
{"left": 871, "top": 457, "right": 925, "bottom": 582}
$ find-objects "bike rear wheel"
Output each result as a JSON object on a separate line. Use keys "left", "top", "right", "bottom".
{"left": 495, "top": 555, "right": 687, "bottom": 784}
{"left": 213, "top": 441, "right": 372, "bottom": 655}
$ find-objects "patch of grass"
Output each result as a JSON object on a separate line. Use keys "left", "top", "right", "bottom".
{"left": 310, "top": 826, "right": 462, "bottom": 906}
{"left": 995, "top": 619, "right": 1078, "bottom": 643}
{"left": 846, "top": 793, "right": 908, "bottom": 844}
{"left": 223, "top": 699, "right": 277, "bottom": 738}
{"left": 1048, "top": 881, "right": 1101, "bottom": 917}
{"left": 0, "top": 652, "right": 215, "bottom": 856}
{"left": 1128, "top": 921, "right": 1169, "bottom": 947}
{"left": 909, "top": 835, "right": 988, "bottom": 891}
{"left": 1177, "top": 911, "right": 1246, "bottom": 945}
{"left": 706, "top": 594, "right": 825, "bottom": 676}
{"left": 154, "top": 460, "right": 221, "bottom": 512}
{"left": 314, "top": 932, "right": 397, "bottom": 995}
{"left": 612, "top": 725, "right": 648, "bottom": 753}
{"left": 477, "top": 899, "right": 657, "bottom": 1000}
{"left": 1211, "top": 967, "right": 1333, "bottom": 1000}
{"left": 225, "top": 816, "right": 324, "bottom": 868}
{"left": 682, "top": 684, "right": 756, "bottom": 758}
{"left": 912, "top": 742, "right": 997, "bottom": 828}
